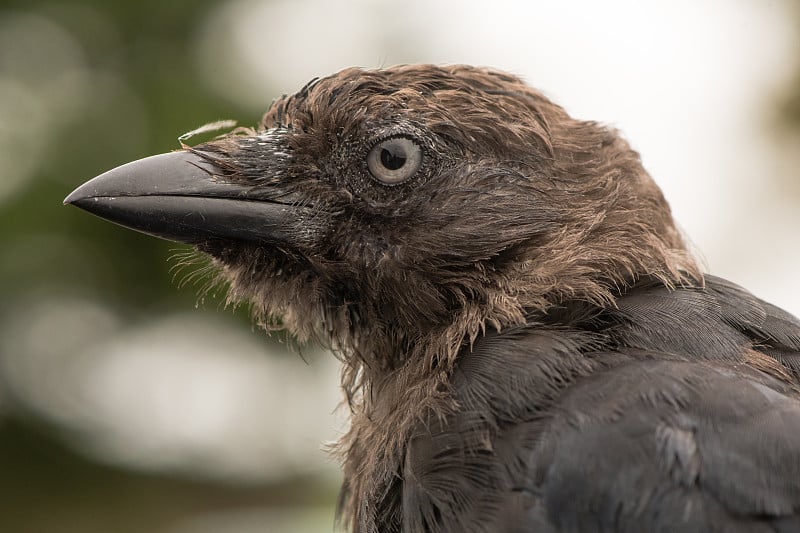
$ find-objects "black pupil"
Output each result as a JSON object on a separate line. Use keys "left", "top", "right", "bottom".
{"left": 380, "top": 145, "right": 407, "bottom": 170}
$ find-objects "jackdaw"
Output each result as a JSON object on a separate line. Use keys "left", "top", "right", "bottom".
{"left": 65, "top": 65, "right": 800, "bottom": 532}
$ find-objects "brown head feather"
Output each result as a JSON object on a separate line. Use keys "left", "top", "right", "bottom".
{"left": 191, "top": 65, "right": 701, "bottom": 527}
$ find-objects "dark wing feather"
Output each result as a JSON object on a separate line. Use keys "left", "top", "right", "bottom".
{"left": 400, "top": 276, "right": 800, "bottom": 532}
{"left": 530, "top": 277, "right": 800, "bottom": 531}
{"left": 531, "top": 359, "right": 800, "bottom": 532}
{"left": 612, "top": 275, "right": 800, "bottom": 370}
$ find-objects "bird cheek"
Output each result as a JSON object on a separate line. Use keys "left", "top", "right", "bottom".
{"left": 335, "top": 232, "right": 393, "bottom": 269}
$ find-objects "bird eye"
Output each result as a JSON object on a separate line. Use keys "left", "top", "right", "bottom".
{"left": 367, "top": 136, "right": 423, "bottom": 185}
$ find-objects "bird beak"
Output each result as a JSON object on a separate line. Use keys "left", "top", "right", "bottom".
{"left": 64, "top": 151, "right": 311, "bottom": 246}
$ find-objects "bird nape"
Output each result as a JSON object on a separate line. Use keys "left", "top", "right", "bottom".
{"left": 65, "top": 65, "right": 800, "bottom": 533}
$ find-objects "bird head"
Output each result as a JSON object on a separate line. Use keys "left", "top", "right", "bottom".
{"left": 65, "top": 65, "right": 698, "bottom": 385}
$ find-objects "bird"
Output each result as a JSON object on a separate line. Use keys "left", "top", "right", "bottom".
{"left": 65, "top": 65, "right": 800, "bottom": 532}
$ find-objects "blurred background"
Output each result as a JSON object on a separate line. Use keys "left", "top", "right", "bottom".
{"left": 0, "top": 0, "right": 799, "bottom": 531}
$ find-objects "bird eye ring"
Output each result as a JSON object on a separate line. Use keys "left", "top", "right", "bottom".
{"left": 367, "top": 136, "right": 423, "bottom": 185}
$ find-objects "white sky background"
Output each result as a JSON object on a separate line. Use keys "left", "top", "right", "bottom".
{"left": 197, "top": 0, "right": 800, "bottom": 317}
